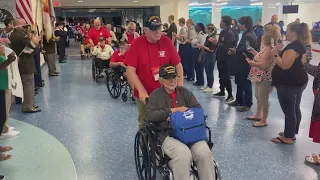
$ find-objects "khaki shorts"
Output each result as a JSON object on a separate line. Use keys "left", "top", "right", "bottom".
{"left": 136, "top": 98, "right": 147, "bottom": 129}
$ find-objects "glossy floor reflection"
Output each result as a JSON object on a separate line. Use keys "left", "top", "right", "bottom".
{"left": 9, "top": 44, "right": 320, "bottom": 180}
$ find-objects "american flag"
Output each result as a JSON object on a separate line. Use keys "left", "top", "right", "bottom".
{"left": 15, "top": 0, "right": 34, "bottom": 25}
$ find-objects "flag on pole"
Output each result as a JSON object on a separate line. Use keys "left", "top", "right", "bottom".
{"left": 16, "top": 0, "right": 34, "bottom": 25}
{"left": 42, "top": 0, "right": 56, "bottom": 41}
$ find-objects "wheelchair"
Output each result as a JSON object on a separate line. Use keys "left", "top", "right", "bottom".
{"left": 134, "top": 119, "right": 221, "bottom": 180}
{"left": 92, "top": 58, "right": 109, "bottom": 82}
{"left": 106, "top": 66, "right": 134, "bottom": 102}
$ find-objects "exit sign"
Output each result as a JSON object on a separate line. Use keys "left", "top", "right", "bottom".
{"left": 53, "top": 0, "right": 60, "bottom": 7}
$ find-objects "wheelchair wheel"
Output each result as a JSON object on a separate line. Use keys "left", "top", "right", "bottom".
{"left": 214, "top": 160, "right": 221, "bottom": 180}
{"left": 106, "top": 71, "right": 122, "bottom": 99}
{"left": 92, "top": 60, "right": 98, "bottom": 81}
{"left": 134, "top": 130, "right": 151, "bottom": 180}
{"left": 122, "top": 92, "right": 128, "bottom": 102}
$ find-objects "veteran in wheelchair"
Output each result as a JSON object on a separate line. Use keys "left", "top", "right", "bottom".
{"left": 134, "top": 64, "right": 219, "bottom": 180}
{"left": 91, "top": 36, "right": 114, "bottom": 80}
{"left": 107, "top": 39, "right": 134, "bottom": 101}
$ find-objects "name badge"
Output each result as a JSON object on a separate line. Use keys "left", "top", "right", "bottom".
{"left": 100, "top": 33, "right": 102, "bottom": 36}
{"left": 151, "top": 66, "right": 160, "bottom": 81}
{"left": 159, "top": 51, "right": 165, "bottom": 57}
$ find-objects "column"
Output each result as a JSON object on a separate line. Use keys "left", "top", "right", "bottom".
{"left": 212, "top": 4, "right": 221, "bottom": 27}
{"left": 160, "top": 0, "right": 189, "bottom": 24}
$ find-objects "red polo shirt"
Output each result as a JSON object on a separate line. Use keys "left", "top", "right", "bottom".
{"left": 127, "top": 32, "right": 135, "bottom": 44}
{"left": 125, "top": 35, "right": 180, "bottom": 98}
{"left": 169, "top": 91, "right": 177, "bottom": 108}
{"left": 111, "top": 50, "right": 126, "bottom": 63}
{"left": 87, "top": 27, "right": 111, "bottom": 45}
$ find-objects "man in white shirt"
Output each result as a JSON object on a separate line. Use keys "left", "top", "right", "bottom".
{"left": 91, "top": 37, "right": 114, "bottom": 78}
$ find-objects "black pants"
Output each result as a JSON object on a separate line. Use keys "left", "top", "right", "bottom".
{"left": 0, "top": 90, "right": 6, "bottom": 135}
{"left": 185, "top": 44, "right": 195, "bottom": 79}
{"left": 204, "top": 52, "right": 216, "bottom": 88}
{"left": 276, "top": 83, "right": 307, "bottom": 138}
{"left": 34, "top": 48, "right": 42, "bottom": 87}
{"left": 178, "top": 44, "right": 188, "bottom": 76}
{"left": 95, "top": 58, "right": 110, "bottom": 73}
{"left": 217, "top": 59, "right": 232, "bottom": 94}
{"left": 256, "top": 36, "right": 262, "bottom": 51}
{"left": 57, "top": 42, "right": 66, "bottom": 62}
{"left": 194, "top": 48, "right": 204, "bottom": 85}
{"left": 235, "top": 73, "right": 253, "bottom": 107}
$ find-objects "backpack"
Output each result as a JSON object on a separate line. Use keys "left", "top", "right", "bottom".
{"left": 170, "top": 108, "right": 207, "bottom": 145}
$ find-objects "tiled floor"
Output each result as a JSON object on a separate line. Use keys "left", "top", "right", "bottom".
{"left": 8, "top": 42, "right": 320, "bottom": 180}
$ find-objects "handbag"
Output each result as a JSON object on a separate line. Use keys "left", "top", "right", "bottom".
{"left": 170, "top": 108, "right": 207, "bottom": 145}
{"left": 313, "top": 88, "right": 320, "bottom": 115}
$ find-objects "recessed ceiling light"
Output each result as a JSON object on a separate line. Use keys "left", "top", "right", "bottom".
{"left": 133, "top": 0, "right": 138, "bottom": 2}
{"left": 78, "top": 0, "right": 83, "bottom": 2}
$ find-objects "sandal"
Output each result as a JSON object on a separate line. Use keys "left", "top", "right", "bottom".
{"left": 246, "top": 116, "right": 261, "bottom": 121}
{"left": 279, "top": 132, "right": 296, "bottom": 140}
{"left": 0, "top": 154, "right": 12, "bottom": 161}
{"left": 305, "top": 154, "right": 320, "bottom": 165}
{"left": 252, "top": 122, "right": 268, "bottom": 128}
{"left": 0, "top": 146, "right": 13, "bottom": 153}
{"left": 271, "top": 137, "right": 293, "bottom": 145}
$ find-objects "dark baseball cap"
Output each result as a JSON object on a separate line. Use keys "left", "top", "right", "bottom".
{"left": 145, "top": 16, "right": 162, "bottom": 31}
{"left": 119, "top": 38, "right": 128, "bottom": 44}
{"left": 98, "top": 36, "right": 105, "bottom": 41}
{"left": 159, "top": 64, "right": 177, "bottom": 79}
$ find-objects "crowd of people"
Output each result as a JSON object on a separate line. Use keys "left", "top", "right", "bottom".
{"left": 0, "top": 12, "right": 319, "bottom": 179}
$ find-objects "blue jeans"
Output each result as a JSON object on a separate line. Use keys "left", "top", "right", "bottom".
{"left": 204, "top": 52, "right": 216, "bottom": 88}
{"left": 276, "top": 83, "right": 307, "bottom": 138}
{"left": 235, "top": 73, "right": 253, "bottom": 107}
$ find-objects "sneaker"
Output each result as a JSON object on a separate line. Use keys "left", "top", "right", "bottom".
{"left": 238, "top": 106, "right": 251, "bottom": 112}
{"left": 0, "top": 130, "right": 20, "bottom": 139}
{"left": 201, "top": 86, "right": 208, "bottom": 90}
{"left": 213, "top": 92, "right": 225, "bottom": 97}
{"left": 203, "top": 87, "right": 213, "bottom": 92}
{"left": 228, "top": 101, "right": 241, "bottom": 107}
{"left": 224, "top": 95, "right": 234, "bottom": 103}
{"left": 99, "top": 72, "right": 105, "bottom": 78}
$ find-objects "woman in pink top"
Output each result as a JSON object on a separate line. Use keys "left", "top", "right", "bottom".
{"left": 246, "top": 25, "right": 281, "bottom": 127}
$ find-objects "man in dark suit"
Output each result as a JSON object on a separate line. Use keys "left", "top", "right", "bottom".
{"left": 167, "top": 15, "right": 178, "bottom": 46}
{"left": 55, "top": 22, "right": 67, "bottom": 63}
{"left": 212, "top": 16, "right": 235, "bottom": 103}
{"left": 9, "top": 18, "right": 41, "bottom": 113}
{"left": 228, "top": 16, "right": 257, "bottom": 112}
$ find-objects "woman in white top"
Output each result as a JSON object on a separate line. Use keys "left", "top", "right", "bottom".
{"left": 192, "top": 23, "right": 208, "bottom": 87}
{"left": 92, "top": 37, "right": 114, "bottom": 78}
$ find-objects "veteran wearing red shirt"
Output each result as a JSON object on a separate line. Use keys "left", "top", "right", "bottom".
{"left": 110, "top": 39, "right": 129, "bottom": 76}
{"left": 125, "top": 15, "right": 183, "bottom": 129}
{"left": 87, "top": 18, "right": 111, "bottom": 48}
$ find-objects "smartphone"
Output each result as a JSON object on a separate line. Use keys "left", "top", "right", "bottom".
{"left": 245, "top": 41, "right": 252, "bottom": 50}
{"left": 243, "top": 52, "right": 249, "bottom": 59}
{"left": 306, "top": 45, "right": 312, "bottom": 63}
{"left": 271, "top": 38, "right": 275, "bottom": 48}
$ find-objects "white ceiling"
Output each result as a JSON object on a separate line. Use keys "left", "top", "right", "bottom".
{"left": 58, "top": 0, "right": 320, "bottom": 7}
